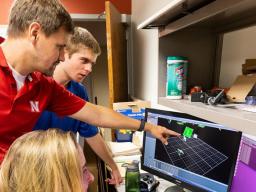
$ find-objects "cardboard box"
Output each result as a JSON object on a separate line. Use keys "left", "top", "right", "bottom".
{"left": 227, "top": 75, "right": 256, "bottom": 102}
{"left": 113, "top": 101, "right": 151, "bottom": 142}
{"left": 245, "top": 59, "right": 256, "bottom": 65}
{"left": 242, "top": 59, "right": 256, "bottom": 75}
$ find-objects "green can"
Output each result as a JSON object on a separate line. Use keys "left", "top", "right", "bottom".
{"left": 166, "top": 56, "right": 187, "bottom": 99}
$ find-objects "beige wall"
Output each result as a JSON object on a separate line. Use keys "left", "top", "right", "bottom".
{"left": 131, "top": 1, "right": 161, "bottom": 103}
{"left": 220, "top": 26, "right": 256, "bottom": 88}
{"left": 131, "top": 0, "right": 181, "bottom": 105}
{"left": 130, "top": 25, "right": 158, "bottom": 102}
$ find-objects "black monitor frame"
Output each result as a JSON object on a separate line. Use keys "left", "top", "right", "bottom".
{"left": 141, "top": 108, "right": 242, "bottom": 192}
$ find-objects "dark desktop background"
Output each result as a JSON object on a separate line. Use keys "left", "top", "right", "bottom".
{"left": 155, "top": 117, "right": 241, "bottom": 184}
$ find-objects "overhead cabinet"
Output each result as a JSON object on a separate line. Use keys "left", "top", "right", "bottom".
{"left": 138, "top": 0, "right": 256, "bottom": 135}
{"left": 138, "top": 0, "right": 256, "bottom": 36}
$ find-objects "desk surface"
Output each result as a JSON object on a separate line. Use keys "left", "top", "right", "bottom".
{"left": 114, "top": 154, "right": 175, "bottom": 192}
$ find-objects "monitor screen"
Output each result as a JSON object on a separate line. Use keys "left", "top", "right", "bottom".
{"left": 141, "top": 108, "right": 242, "bottom": 192}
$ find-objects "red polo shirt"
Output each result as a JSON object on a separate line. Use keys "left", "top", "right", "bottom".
{"left": 0, "top": 37, "right": 4, "bottom": 44}
{"left": 0, "top": 47, "right": 86, "bottom": 162}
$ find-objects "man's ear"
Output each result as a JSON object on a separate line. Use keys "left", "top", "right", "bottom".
{"left": 28, "top": 22, "right": 41, "bottom": 44}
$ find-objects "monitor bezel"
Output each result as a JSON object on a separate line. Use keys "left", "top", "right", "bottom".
{"left": 141, "top": 108, "right": 241, "bottom": 192}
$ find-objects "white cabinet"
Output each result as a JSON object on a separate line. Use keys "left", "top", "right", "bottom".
{"left": 138, "top": 0, "right": 256, "bottom": 135}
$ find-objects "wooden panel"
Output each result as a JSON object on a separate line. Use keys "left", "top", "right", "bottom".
{"left": 105, "top": 1, "right": 128, "bottom": 108}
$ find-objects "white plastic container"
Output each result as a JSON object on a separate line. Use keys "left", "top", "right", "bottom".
{"left": 166, "top": 56, "right": 188, "bottom": 99}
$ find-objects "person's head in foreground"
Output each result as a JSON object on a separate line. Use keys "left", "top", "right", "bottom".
{"left": 0, "top": 129, "right": 92, "bottom": 192}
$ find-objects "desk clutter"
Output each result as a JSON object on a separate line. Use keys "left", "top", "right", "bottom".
{"left": 107, "top": 140, "right": 161, "bottom": 191}
{"left": 165, "top": 56, "right": 256, "bottom": 111}
{"left": 113, "top": 101, "right": 150, "bottom": 142}
{"left": 107, "top": 141, "right": 141, "bottom": 178}
{"left": 118, "top": 159, "right": 160, "bottom": 192}
{"left": 107, "top": 141, "right": 141, "bottom": 157}
{"left": 242, "top": 59, "right": 256, "bottom": 75}
{"left": 189, "top": 74, "right": 256, "bottom": 113}
{"left": 140, "top": 173, "right": 159, "bottom": 192}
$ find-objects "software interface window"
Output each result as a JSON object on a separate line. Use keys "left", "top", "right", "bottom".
{"left": 143, "top": 110, "right": 241, "bottom": 192}
{"left": 162, "top": 136, "right": 228, "bottom": 176}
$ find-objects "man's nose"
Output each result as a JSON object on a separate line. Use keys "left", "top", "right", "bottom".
{"left": 84, "top": 64, "right": 92, "bottom": 73}
{"left": 58, "top": 49, "right": 65, "bottom": 62}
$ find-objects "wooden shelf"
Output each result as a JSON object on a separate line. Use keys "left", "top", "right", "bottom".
{"left": 159, "top": 97, "right": 256, "bottom": 135}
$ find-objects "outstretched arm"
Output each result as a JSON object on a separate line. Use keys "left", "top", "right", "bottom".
{"left": 85, "top": 133, "right": 122, "bottom": 185}
{"left": 70, "top": 102, "right": 180, "bottom": 145}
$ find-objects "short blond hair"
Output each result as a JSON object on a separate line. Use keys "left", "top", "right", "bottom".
{"left": 0, "top": 129, "right": 84, "bottom": 192}
{"left": 66, "top": 27, "right": 101, "bottom": 57}
{"left": 8, "top": 0, "right": 74, "bottom": 38}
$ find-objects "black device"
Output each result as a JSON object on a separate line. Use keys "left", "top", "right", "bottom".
{"left": 141, "top": 108, "right": 242, "bottom": 192}
{"left": 140, "top": 173, "right": 159, "bottom": 192}
{"left": 191, "top": 89, "right": 226, "bottom": 105}
{"left": 207, "top": 89, "right": 225, "bottom": 105}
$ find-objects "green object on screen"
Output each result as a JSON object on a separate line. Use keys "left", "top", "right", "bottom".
{"left": 183, "top": 127, "right": 194, "bottom": 138}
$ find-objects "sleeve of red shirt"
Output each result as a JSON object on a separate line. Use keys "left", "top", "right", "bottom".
{"left": 46, "top": 77, "right": 86, "bottom": 117}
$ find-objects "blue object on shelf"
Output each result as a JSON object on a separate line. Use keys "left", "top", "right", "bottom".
{"left": 115, "top": 108, "right": 146, "bottom": 142}
{"left": 115, "top": 130, "right": 133, "bottom": 142}
{"left": 245, "top": 96, "right": 256, "bottom": 105}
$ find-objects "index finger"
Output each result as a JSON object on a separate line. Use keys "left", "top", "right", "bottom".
{"left": 164, "top": 128, "right": 180, "bottom": 137}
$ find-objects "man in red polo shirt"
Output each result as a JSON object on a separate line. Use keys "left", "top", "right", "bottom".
{"left": 0, "top": 0, "right": 179, "bottom": 163}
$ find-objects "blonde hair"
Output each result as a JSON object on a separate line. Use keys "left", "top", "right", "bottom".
{"left": 66, "top": 27, "right": 101, "bottom": 57}
{"left": 8, "top": 0, "right": 74, "bottom": 38}
{"left": 0, "top": 129, "right": 84, "bottom": 192}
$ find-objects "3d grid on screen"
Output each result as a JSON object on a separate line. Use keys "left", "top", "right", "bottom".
{"left": 164, "top": 137, "right": 228, "bottom": 175}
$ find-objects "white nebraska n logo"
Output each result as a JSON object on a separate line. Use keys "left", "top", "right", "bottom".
{"left": 30, "top": 101, "right": 40, "bottom": 112}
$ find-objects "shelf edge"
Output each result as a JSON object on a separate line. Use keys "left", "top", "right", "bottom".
{"left": 137, "top": 0, "right": 186, "bottom": 30}
{"left": 158, "top": 97, "right": 256, "bottom": 136}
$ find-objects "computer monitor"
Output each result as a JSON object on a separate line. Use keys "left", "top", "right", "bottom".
{"left": 141, "top": 108, "right": 242, "bottom": 192}
{"left": 231, "top": 134, "right": 256, "bottom": 192}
